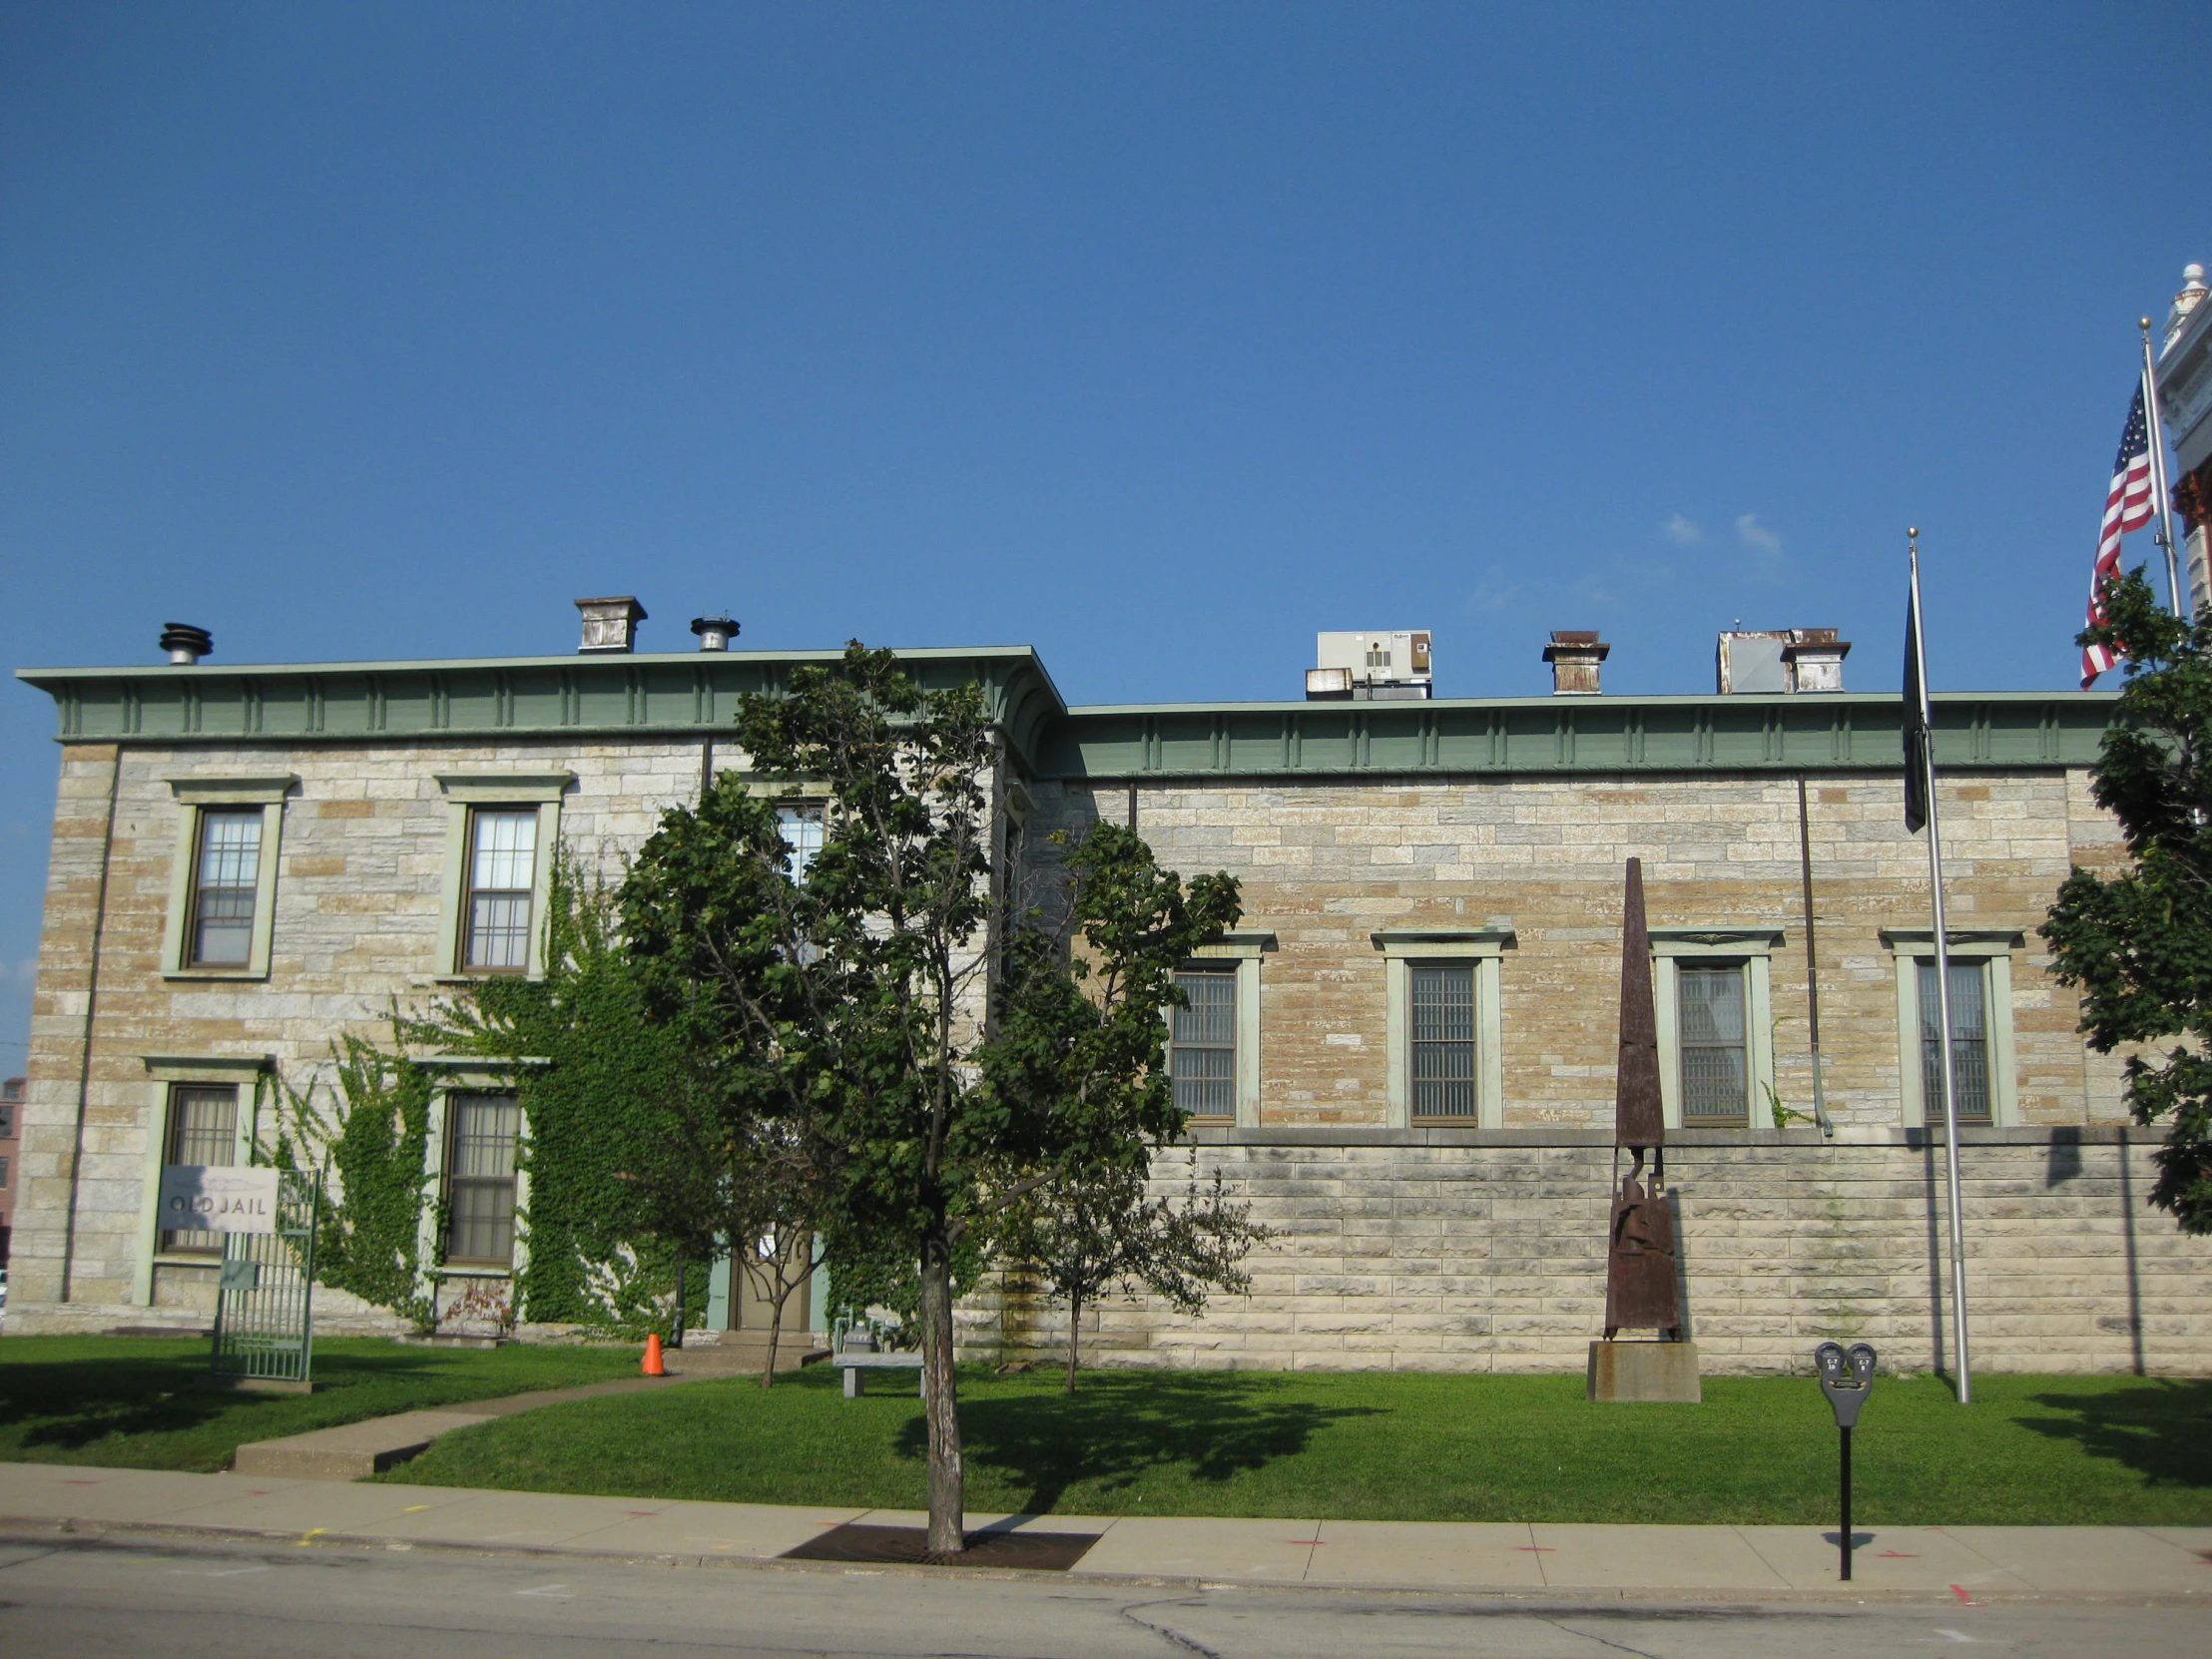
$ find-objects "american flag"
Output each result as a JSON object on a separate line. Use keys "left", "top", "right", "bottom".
{"left": 2079, "top": 383, "right": 2155, "bottom": 687}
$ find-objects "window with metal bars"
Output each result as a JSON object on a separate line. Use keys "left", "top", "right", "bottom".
{"left": 462, "top": 810, "right": 538, "bottom": 971}
{"left": 1918, "top": 960, "right": 1992, "bottom": 1125}
{"left": 1677, "top": 963, "right": 1750, "bottom": 1125}
{"left": 188, "top": 809, "right": 262, "bottom": 967}
{"left": 1409, "top": 962, "right": 1478, "bottom": 1119}
{"left": 1170, "top": 968, "right": 1237, "bottom": 1122}
{"left": 443, "top": 1092, "right": 520, "bottom": 1266}
{"left": 162, "top": 1084, "right": 238, "bottom": 1255}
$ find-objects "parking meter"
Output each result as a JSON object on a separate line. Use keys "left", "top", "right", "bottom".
{"left": 1814, "top": 1342, "right": 1876, "bottom": 1579}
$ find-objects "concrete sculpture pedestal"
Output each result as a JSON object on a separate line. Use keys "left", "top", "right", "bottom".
{"left": 1587, "top": 1340, "right": 1702, "bottom": 1402}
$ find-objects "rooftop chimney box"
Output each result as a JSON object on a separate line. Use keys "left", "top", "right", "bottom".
{"left": 1310, "top": 631, "right": 1432, "bottom": 700}
{"left": 1717, "top": 628, "right": 1850, "bottom": 694}
{"left": 576, "top": 597, "right": 647, "bottom": 654}
{"left": 1542, "top": 630, "right": 1608, "bottom": 695}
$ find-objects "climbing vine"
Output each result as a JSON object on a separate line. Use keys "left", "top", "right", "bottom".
{"left": 412, "top": 852, "right": 706, "bottom": 1336}
{"left": 265, "top": 1030, "right": 439, "bottom": 1332}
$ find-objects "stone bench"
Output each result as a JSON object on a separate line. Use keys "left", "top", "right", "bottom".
{"left": 831, "top": 1351, "right": 923, "bottom": 1398}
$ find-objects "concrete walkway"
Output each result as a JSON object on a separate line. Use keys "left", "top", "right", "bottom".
{"left": 234, "top": 1376, "right": 700, "bottom": 1479}
{"left": 1, "top": 1462, "right": 2205, "bottom": 1601}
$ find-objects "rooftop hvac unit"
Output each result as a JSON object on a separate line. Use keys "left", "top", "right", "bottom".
{"left": 1311, "top": 631, "right": 1432, "bottom": 700}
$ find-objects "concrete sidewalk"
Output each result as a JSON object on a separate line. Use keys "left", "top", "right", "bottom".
{"left": 1, "top": 1461, "right": 2206, "bottom": 1601}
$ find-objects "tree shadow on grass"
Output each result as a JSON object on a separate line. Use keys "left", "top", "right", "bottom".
{"left": 2015, "top": 1380, "right": 2212, "bottom": 1491}
{"left": 896, "top": 1373, "right": 1381, "bottom": 1516}
{"left": 0, "top": 1344, "right": 457, "bottom": 1452}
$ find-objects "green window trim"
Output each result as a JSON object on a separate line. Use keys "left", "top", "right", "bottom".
{"left": 160, "top": 777, "right": 294, "bottom": 981}
{"left": 1374, "top": 928, "right": 1513, "bottom": 1129}
{"left": 433, "top": 774, "right": 571, "bottom": 981}
{"left": 1881, "top": 929, "right": 2022, "bottom": 1129}
{"left": 1171, "top": 930, "right": 1272, "bottom": 1129}
{"left": 131, "top": 1053, "right": 275, "bottom": 1305}
{"left": 1648, "top": 927, "right": 1784, "bottom": 1132}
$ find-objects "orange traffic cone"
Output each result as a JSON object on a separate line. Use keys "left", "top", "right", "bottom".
{"left": 643, "top": 1333, "right": 665, "bottom": 1376}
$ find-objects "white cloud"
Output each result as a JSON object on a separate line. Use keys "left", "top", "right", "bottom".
{"left": 1735, "top": 513, "right": 1783, "bottom": 555}
{"left": 1469, "top": 570, "right": 1521, "bottom": 614}
{"left": 1662, "top": 514, "right": 1703, "bottom": 545}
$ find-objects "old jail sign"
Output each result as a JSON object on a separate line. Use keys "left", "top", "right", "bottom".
{"left": 158, "top": 1165, "right": 281, "bottom": 1234}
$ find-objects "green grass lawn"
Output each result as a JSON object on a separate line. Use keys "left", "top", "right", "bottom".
{"left": 385, "top": 1364, "right": 2212, "bottom": 1526}
{"left": 0, "top": 1335, "right": 643, "bottom": 1473}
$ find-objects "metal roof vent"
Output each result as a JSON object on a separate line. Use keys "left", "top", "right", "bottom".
{"left": 690, "top": 614, "right": 739, "bottom": 652}
{"left": 160, "top": 623, "right": 213, "bottom": 666}
{"left": 575, "top": 596, "right": 647, "bottom": 654}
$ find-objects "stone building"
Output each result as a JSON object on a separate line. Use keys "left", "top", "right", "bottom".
{"left": 8, "top": 601, "right": 2204, "bottom": 1374}
{"left": 2157, "top": 261, "right": 2212, "bottom": 616}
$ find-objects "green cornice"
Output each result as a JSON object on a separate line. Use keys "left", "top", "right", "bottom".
{"left": 1041, "top": 691, "right": 2117, "bottom": 778}
{"left": 15, "top": 646, "right": 1071, "bottom": 776}
{"left": 15, "top": 653, "right": 2117, "bottom": 781}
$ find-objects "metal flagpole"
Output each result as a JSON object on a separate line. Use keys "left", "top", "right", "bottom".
{"left": 1911, "top": 532, "right": 1972, "bottom": 1403}
{"left": 2140, "top": 318, "right": 2185, "bottom": 618}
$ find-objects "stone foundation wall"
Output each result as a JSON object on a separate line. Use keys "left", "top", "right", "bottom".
{"left": 964, "top": 1127, "right": 2210, "bottom": 1377}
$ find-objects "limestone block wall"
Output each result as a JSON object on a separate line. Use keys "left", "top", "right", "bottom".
{"left": 1025, "top": 769, "right": 2130, "bottom": 1131}
{"left": 13, "top": 731, "right": 1010, "bottom": 1334}
{"left": 12, "top": 736, "right": 721, "bottom": 1328}
{"left": 966, "top": 1127, "right": 2209, "bottom": 1377}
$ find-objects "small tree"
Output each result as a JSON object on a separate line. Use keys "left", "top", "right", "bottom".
{"left": 621, "top": 644, "right": 1238, "bottom": 1553}
{"left": 2044, "top": 566, "right": 2212, "bottom": 1231}
{"left": 1008, "top": 1148, "right": 1271, "bottom": 1392}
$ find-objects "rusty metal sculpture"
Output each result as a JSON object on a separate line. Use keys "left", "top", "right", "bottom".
{"left": 1604, "top": 857, "right": 1684, "bottom": 1341}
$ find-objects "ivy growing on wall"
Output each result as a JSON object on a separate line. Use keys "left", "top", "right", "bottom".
{"left": 265, "top": 1031, "right": 439, "bottom": 1332}
{"left": 415, "top": 854, "right": 707, "bottom": 1336}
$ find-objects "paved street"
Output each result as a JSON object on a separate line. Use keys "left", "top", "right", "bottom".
{"left": 0, "top": 1532, "right": 2200, "bottom": 1659}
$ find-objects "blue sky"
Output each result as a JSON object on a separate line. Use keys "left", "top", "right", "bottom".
{"left": 0, "top": 4, "right": 2201, "bottom": 1059}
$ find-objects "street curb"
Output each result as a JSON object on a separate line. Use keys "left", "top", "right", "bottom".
{"left": 2, "top": 1518, "right": 2199, "bottom": 1609}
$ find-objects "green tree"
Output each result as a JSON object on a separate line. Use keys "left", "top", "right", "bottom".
{"left": 1006, "top": 1148, "right": 1271, "bottom": 1392}
{"left": 620, "top": 644, "right": 1238, "bottom": 1554}
{"left": 2044, "top": 566, "right": 2212, "bottom": 1231}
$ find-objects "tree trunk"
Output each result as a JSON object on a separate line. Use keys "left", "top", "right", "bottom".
{"left": 759, "top": 1274, "right": 785, "bottom": 1391}
{"left": 1064, "top": 1286, "right": 1082, "bottom": 1394}
{"left": 919, "top": 1232, "right": 965, "bottom": 1555}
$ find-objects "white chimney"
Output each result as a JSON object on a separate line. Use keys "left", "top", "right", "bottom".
{"left": 575, "top": 596, "right": 647, "bottom": 654}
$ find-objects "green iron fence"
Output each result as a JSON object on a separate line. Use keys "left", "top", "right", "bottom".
{"left": 210, "top": 1170, "right": 320, "bottom": 1386}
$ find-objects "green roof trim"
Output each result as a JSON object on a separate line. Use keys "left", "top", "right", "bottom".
{"left": 16, "top": 654, "right": 2116, "bottom": 780}
{"left": 15, "top": 646, "right": 1071, "bottom": 776}
{"left": 1044, "top": 691, "right": 2115, "bottom": 777}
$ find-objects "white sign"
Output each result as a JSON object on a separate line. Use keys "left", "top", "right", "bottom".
{"left": 158, "top": 1165, "right": 280, "bottom": 1235}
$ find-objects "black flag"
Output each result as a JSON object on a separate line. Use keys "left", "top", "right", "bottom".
{"left": 1903, "top": 577, "right": 1930, "bottom": 833}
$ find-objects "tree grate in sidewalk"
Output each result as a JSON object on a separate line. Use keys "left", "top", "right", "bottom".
{"left": 781, "top": 1522, "right": 1098, "bottom": 1570}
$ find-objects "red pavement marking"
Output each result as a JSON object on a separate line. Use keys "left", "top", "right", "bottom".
{"left": 1949, "top": 1584, "right": 1975, "bottom": 1605}
{"left": 1876, "top": 1550, "right": 1918, "bottom": 1558}
{"left": 623, "top": 1511, "right": 656, "bottom": 1517}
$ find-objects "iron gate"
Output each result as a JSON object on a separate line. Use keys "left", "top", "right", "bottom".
{"left": 210, "top": 1170, "right": 320, "bottom": 1386}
